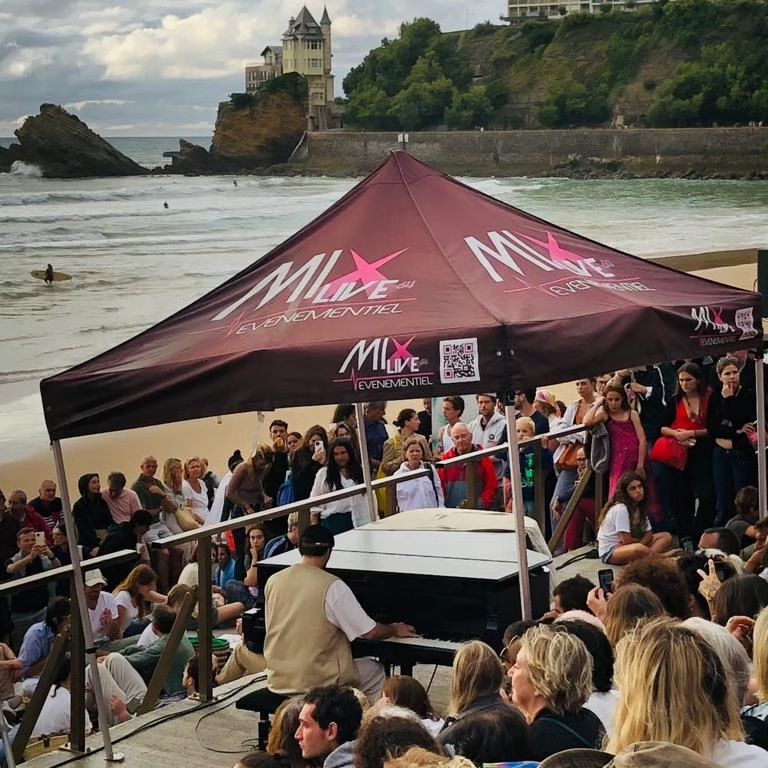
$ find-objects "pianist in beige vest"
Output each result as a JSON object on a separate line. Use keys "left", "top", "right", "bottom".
{"left": 263, "top": 524, "right": 418, "bottom": 701}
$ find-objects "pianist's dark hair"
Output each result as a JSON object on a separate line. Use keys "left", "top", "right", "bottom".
{"left": 304, "top": 685, "right": 362, "bottom": 745}
{"left": 325, "top": 439, "right": 364, "bottom": 490}
{"left": 383, "top": 676, "right": 439, "bottom": 721}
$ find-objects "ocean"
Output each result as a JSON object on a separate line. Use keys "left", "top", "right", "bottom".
{"left": 1, "top": 136, "right": 768, "bottom": 463}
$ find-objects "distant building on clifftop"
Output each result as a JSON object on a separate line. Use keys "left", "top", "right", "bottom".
{"left": 506, "top": 0, "right": 655, "bottom": 21}
{"left": 245, "top": 6, "right": 335, "bottom": 129}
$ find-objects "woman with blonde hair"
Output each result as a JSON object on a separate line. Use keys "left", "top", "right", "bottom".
{"left": 744, "top": 606, "right": 768, "bottom": 722}
{"left": 611, "top": 617, "right": 764, "bottom": 766}
{"left": 393, "top": 437, "right": 444, "bottom": 513}
{"left": 437, "top": 640, "right": 506, "bottom": 745}
{"left": 112, "top": 564, "right": 166, "bottom": 636}
{"left": 601, "top": 583, "right": 666, "bottom": 647}
{"left": 183, "top": 456, "right": 211, "bottom": 524}
{"left": 508, "top": 624, "right": 603, "bottom": 760}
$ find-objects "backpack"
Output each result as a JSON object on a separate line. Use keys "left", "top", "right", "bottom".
{"left": 276, "top": 472, "right": 295, "bottom": 507}
{"left": 590, "top": 423, "right": 611, "bottom": 474}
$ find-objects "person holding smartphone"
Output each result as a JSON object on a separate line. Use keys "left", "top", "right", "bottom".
{"left": 289, "top": 426, "right": 329, "bottom": 501}
{"left": 5, "top": 527, "right": 57, "bottom": 651}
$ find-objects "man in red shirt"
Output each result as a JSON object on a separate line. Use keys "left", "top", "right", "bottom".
{"left": 7, "top": 490, "right": 51, "bottom": 544}
{"left": 439, "top": 422, "right": 498, "bottom": 510}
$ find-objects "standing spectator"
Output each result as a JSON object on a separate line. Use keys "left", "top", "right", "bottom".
{"left": 310, "top": 439, "right": 370, "bottom": 533}
{"left": 263, "top": 421, "right": 290, "bottom": 531}
{"left": 393, "top": 438, "right": 444, "bottom": 512}
{"left": 707, "top": 356, "right": 758, "bottom": 525}
{"left": 417, "top": 397, "right": 432, "bottom": 441}
{"left": 291, "top": 426, "right": 329, "bottom": 501}
{"left": 508, "top": 625, "right": 604, "bottom": 760}
{"left": 364, "top": 402, "right": 389, "bottom": 472}
{"left": 183, "top": 457, "right": 211, "bottom": 524}
{"left": 469, "top": 394, "right": 506, "bottom": 495}
{"left": 27, "top": 480, "right": 62, "bottom": 535}
{"left": 584, "top": 384, "right": 647, "bottom": 496}
{"left": 504, "top": 417, "right": 552, "bottom": 518}
{"left": 102, "top": 472, "right": 142, "bottom": 526}
{"left": 209, "top": 450, "right": 243, "bottom": 526}
{"left": 435, "top": 396, "right": 465, "bottom": 459}
{"left": 514, "top": 389, "right": 549, "bottom": 434}
{"left": 659, "top": 362, "right": 715, "bottom": 539}
{"left": 597, "top": 472, "right": 672, "bottom": 565}
{"left": 72, "top": 474, "right": 111, "bottom": 551}
{"left": 439, "top": 423, "right": 497, "bottom": 511}
{"left": 561, "top": 446, "right": 598, "bottom": 552}
{"left": 331, "top": 404, "right": 359, "bottom": 447}
{"left": 200, "top": 458, "right": 220, "bottom": 509}
{"left": 5, "top": 528, "right": 56, "bottom": 651}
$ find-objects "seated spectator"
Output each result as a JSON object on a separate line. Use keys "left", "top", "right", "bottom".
{"left": 226, "top": 524, "right": 268, "bottom": 609}
{"left": 439, "top": 707, "right": 530, "bottom": 765}
{"left": 6, "top": 527, "right": 56, "bottom": 650}
{"left": 438, "top": 641, "right": 507, "bottom": 745}
{"left": 5, "top": 491, "right": 50, "bottom": 547}
{"left": 107, "top": 604, "right": 193, "bottom": 695}
{"left": 214, "top": 543, "right": 237, "bottom": 589}
{"left": 508, "top": 624, "right": 604, "bottom": 760}
{"left": 355, "top": 714, "right": 440, "bottom": 768}
{"left": 552, "top": 575, "right": 595, "bottom": 616}
{"left": 439, "top": 423, "right": 498, "bottom": 511}
{"left": 183, "top": 457, "right": 212, "bottom": 524}
{"left": 50, "top": 524, "right": 76, "bottom": 599}
{"left": 393, "top": 438, "right": 444, "bottom": 512}
{"left": 84, "top": 569, "right": 120, "bottom": 647}
{"left": 18, "top": 596, "right": 70, "bottom": 695}
{"left": 72, "top": 473, "right": 112, "bottom": 550}
{"left": 678, "top": 552, "right": 712, "bottom": 618}
{"left": 264, "top": 512, "right": 300, "bottom": 559}
{"left": 233, "top": 754, "right": 281, "bottom": 768}
{"left": 98, "top": 508, "right": 153, "bottom": 589}
{"left": 102, "top": 471, "right": 142, "bottom": 525}
{"left": 265, "top": 695, "right": 305, "bottom": 768}
{"left": 0, "top": 642, "right": 22, "bottom": 707}
{"left": 30, "top": 653, "right": 92, "bottom": 739}
{"left": 556, "top": 619, "right": 618, "bottom": 735}
{"left": 182, "top": 653, "right": 216, "bottom": 698}
{"left": 727, "top": 486, "right": 760, "bottom": 548}
{"left": 699, "top": 527, "right": 742, "bottom": 556}
{"left": 215, "top": 616, "right": 266, "bottom": 685}
{"left": 711, "top": 574, "right": 768, "bottom": 626}
{"left": 28, "top": 480, "right": 62, "bottom": 536}
{"left": 113, "top": 565, "right": 166, "bottom": 638}
{"left": 609, "top": 617, "right": 765, "bottom": 766}
{"left": 741, "top": 515, "right": 768, "bottom": 563}
{"left": 615, "top": 556, "right": 691, "bottom": 619}
{"left": 591, "top": 583, "right": 666, "bottom": 648}
{"left": 296, "top": 685, "right": 363, "bottom": 767}
{"left": 746, "top": 607, "right": 768, "bottom": 723}
{"left": 382, "top": 676, "right": 444, "bottom": 737}
{"left": 596, "top": 472, "right": 672, "bottom": 565}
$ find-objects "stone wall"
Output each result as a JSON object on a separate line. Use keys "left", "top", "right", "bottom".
{"left": 291, "top": 128, "right": 768, "bottom": 178}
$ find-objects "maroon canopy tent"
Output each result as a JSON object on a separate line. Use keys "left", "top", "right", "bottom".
{"left": 41, "top": 151, "right": 762, "bottom": 440}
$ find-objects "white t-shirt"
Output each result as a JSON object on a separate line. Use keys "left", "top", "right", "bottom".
{"left": 323, "top": 580, "right": 376, "bottom": 640}
{"left": 586, "top": 688, "right": 620, "bottom": 737}
{"left": 710, "top": 739, "right": 768, "bottom": 767}
{"left": 136, "top": 623, "right": 160, "bottom": 649}
{"left": 31, "top": 687, "right": 93, "bottom": 738}
{"left": 597, "top": 503, "right": 651, "bottom": 557}
{"left": 114, "top": 590, "right": 139, "bottom": 623}
{"left": 88, "top": 591, "right": 119, "bottom": 644}
{"left": 178, "top": 562, "right": 199, "bottom": 588}
{"left": 183, "top": 479, "right": 210, "bottom": 522}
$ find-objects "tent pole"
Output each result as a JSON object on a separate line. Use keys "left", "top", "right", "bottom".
{"left": 354, "top": 403, "right": 378, "bottom": 523}
{"left": 51, "top": 441, "right": 124, "bottom": 763}
{"left": 756, "top": 357, "right": 767, "bottom": 518}
{"left": 504, "top": 402, "right": 533, "bottom": 621}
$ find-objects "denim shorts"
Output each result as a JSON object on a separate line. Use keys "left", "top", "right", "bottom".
{"left": 600, "top": 546, "right": 617, "bottom": 564}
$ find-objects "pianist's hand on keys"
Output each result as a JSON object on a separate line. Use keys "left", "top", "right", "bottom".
{"left": 393, "top": 622, "right": 420, "bottom": 638}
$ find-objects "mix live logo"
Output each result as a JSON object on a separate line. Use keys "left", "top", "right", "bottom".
{"left": 334, "top": 336, "right": 434, "bottom": 392}
{"left": 690, "top": 305, "right": 758, "bottom": 347}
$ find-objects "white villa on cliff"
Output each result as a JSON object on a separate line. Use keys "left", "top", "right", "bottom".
{"left": 245, "top": 6, "right": 334, "bottom": 128}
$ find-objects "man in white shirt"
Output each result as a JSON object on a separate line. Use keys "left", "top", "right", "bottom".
{"left": 84, "top": 569, "right": 120, "bottom": 646}
{"left": 468, "top": 393, "right": 506, "bottom": 509}
{"left": 264, "top": 525, "right": 417, "bottom": 701}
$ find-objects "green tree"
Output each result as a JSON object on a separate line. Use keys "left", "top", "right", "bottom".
{"left": 345, "top": 86, "right": 397, "bottom": 130}
{"left": 388, "top": 77, "right": 456, "bottom": 129}
{"left": 445, "top": 86, "right": 494, "bottom": 129}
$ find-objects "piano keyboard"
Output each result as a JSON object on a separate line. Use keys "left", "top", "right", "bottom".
{"left": 352, "top": 635, "right": 467, "bottom": 673}
{"left": 382, "top": 636, "right": 465, "bottom": 652}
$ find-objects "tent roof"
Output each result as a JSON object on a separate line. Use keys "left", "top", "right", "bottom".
{"left": 40, "top": 152, "right": 762, "bottom": 440}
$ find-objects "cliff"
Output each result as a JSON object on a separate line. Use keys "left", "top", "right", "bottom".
{"left": 0, "top": 104, "right": 144, "bottom": 177}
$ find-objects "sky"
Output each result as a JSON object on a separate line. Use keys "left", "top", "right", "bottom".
{"left": 0, "top": 0, "right": 500, "bottom": 137}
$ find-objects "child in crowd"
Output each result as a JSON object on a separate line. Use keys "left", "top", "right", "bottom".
{"left": 597, "top": 472, "right": 673, "bottom": 565}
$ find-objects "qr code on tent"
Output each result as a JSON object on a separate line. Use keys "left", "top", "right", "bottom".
{"left": 440, "top": 337, "right": 480, "bottom": 384}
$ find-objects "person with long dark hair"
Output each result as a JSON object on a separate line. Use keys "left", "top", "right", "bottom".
{"left": 72, "top": 473, "right": 112, "bottom": 550}
{"left": 659, "top": 362, "right": 715, "bottom": 539}
{"left": 310, "top": 438, "right": 371, "bottom": 533}
{"left": 290, "top": 425, "right": 329, "bottom": 501}
{"left": 597, "top": 471, "right": 673, "bottom": 565}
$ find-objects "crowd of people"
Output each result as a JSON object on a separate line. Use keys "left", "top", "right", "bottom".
{"left": 1, "top": 347, "right": 767, "bottom": 767}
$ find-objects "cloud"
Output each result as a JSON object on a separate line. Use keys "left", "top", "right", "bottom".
{"left": 0, "top": 0, "right": 502, "bottom": 135}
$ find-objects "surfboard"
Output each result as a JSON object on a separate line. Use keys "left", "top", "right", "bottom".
{"left": 31, "top": 270, "right": 72, "bottom": 282}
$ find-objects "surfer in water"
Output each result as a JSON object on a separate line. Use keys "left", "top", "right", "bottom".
{"left": 44, "top": 264, "right": 54, "bottom": 285}
{"left": 163, "top": 201, "right": 169, "bottom": 209}
{"left": 233, "top": 179, "right": 238, "bottom": 188}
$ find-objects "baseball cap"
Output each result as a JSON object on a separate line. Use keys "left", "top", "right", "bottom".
{"left": 539, "top": 749, "right": 612, "bottom": 768}
{"left": 300, "top": 524, "right": 335, "bottom": 549}
{"left": 84, "top": 568, "right": 106, "bottom": 587}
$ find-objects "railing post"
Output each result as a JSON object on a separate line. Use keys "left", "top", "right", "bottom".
{"left": 197, "top": 536, "right": 214, "bottom": 703}
{"left": 68, "top": 582, "right": 86, "bottom": 754}
{"left": 138, "top": 589, "right": 198, "bottom": 714}
{"left": 594, "top": 470, "right": 605, "bottom": 521}
{"left": 548, "top": 468, "right": 593, "bottom": 553}
{"left": 12, "top": 635, "right": 68, "bottom": 762}
{"left": 466, "top": 459, "right": 478, "bottom": 509}
{"left": 533, "top": 441, "right": 545, "bottom": 533}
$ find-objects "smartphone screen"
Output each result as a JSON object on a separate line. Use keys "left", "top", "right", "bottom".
{"left": 35, "top": 531, "right": 45, "bottom": 547}
{"left": 598, "top": 568, "right": 614, "bottom": 594}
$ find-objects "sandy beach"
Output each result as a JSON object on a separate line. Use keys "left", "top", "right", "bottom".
{"left": 0, "top": 260, "right": 759, "bottom": 500}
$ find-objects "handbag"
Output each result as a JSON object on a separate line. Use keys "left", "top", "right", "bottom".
{"left": 175, "top": 505, "right": 201, "bottom": 532}
{"left": 649, "top": 436, "right": 688, "bottom": 471}
{"left": 556, "top": 442, "right": 581, "bottom": 472}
